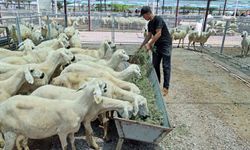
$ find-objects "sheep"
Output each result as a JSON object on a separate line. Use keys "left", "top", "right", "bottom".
{"left": 0, "top": 45, "right": 54, "bottom": 65}
{"left": 36, "top": 33, "right": 70, "bottom": 50}
{"left": 64, "top": 20, "right": 79, "bottom": 38}
{"left": 8, "top": 24, "right": 32, "bottom": 42}
{"left": 0, "top": 48, "right": 74, "bottom": 82}
{"left": 75, "top": 49, "right": 129, "bottom": 70}
{"left": 0, "top": 39, "right": 36, "bottom": 60}
{"left": 17, "top": 48, "right": 75, "bottom": 94}
{"left": 30, "top": 28, "right": 44, "bottom": 45}
{"left": 33, "top": 79, "right": 147, "bottom": 144}
{"left": 70, "top": 40, "right": 116, "bottom": 59}
{"left": 241, "top": 31, "right": 250, "bottom": 57}
{"left": 40, "top": 23, "right": 59, "bottom": 39}
{"left": 172, "top": 25, "right": 193, "bottom": 48}
{"left": 52, "top": 66, "right": 140, "bottom": 94}
{"left": 188, "top": 28, "right": 216, "bottom": 52}
{"left": 0, "top": 66, "right": 45, "bottom": 102}
{"left": 63, "top": 62, "right": 141, "bottom": 81}
{"left": 69, "top": 30, "right": 81, "bottom": 48}
{"left": 0, "top": 48, "right": 24, "bottom": 60}
{"left": 17, "top": 38, "right": 36, "bottom": 52}
{"left": 0, "top": 79, "right": 133, "bottom": 150}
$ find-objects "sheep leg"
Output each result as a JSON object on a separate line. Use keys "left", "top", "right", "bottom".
{"left": 0, "top": 133, "right": 4, "bottom": 148}
{"left": 58, "top": 133, "right": 68, "bottom": 150}
{"left": 193, "top": 42, "right": 196, "bottom": 51}
{"left": 16, "top": 135, "right": 29, "bottom": 150}
{"left": 3, "top": 132, "right": 16, "bottom": 150}
{"left": 188, "top": 41, "right": 191, "bottom": 50}
{"left": 182, "top": 39, "right": 184, "bottom": 48}
{"left": 246, "top": 47, "right": 250, "bottom": 57}
{"left": 84, "top": 121, "right": 99, "bottom": 150}
{"left": 68, "top": 133, "right": 76, "bottom": 150}
{"left": 177, "top": 39, "right": 181, "bottom": 48}
{"left": 102, "top": 114, "right": 109, "bottom": 142}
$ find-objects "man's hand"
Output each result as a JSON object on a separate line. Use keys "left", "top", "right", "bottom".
{"left": 145, "top": 43, "right": 152, "bottom": 51}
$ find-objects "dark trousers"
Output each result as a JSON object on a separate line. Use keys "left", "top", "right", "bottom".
{"left": 152, "top": 45, "right": 172, "bottom": 89}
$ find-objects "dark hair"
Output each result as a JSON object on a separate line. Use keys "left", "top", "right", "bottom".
{"left": 140, "top": 6, "right": 152, "bottom": 16}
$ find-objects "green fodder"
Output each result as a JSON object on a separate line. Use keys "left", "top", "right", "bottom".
{"left": 129, "top": 49, "right": 164, "bottom": 125}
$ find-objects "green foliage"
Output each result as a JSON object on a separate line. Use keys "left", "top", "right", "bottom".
{"left": 111, "top": 4, "right": 130, "bottom": 12}
{"left": 57, "top": 1, "right": 63, "bottom": 11}
{"left": 129, "top": 49, "right": 164, "bottom": 125}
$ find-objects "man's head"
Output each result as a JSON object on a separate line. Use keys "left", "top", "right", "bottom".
{"left": 140, "top": 6, "right": 152, "bottom": 21}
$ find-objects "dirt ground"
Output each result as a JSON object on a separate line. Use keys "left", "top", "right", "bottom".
{"left": 160, "top": 48, "right": 250, "bottom": 149}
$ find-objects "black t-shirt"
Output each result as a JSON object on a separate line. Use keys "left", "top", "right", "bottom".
{"left": 148, "top": 16, "right": 172, "bottom": 47}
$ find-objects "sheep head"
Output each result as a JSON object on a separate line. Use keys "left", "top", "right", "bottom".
{"left": 136, "top": 95, "right": 149, "bottom": 118}
{"left": 129, "top": 64, "right": 141, "bottom": 79}
{"left": 18, "top": 38, "right": 36, "bottom": 51}
{"left": 100, "top": 40, "right": 116, "bottom": 59}
{"left": 116, "top": 49, "right": 129, "bottom": 62}
{"left": 59, "top": 48, "right": 76, "bottom": 66}
{"left": 241, "top": 31, "right": 248, "bottom": 38}
{"left": 24, "top": 67, "right": 45, "bottom": 84}
{"left": 117, "top": 101, "right": 134, "bottom": 119}
{"left": 58, "top": 33, "right": 70, "bottom": 49}
{"left": 78, "top": 79, "right": 108, "bottom": 104}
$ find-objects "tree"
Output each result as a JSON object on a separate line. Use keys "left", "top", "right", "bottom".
{"left": 57, "top": 1, "right": 63, "bottom": 11}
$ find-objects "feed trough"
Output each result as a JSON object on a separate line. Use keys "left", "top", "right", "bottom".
{"left": 114, "top": 65, "right": 173, "bottom": 150}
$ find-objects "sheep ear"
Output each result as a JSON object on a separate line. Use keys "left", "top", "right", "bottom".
{"left": 60, "top": 41, "right": 65, "bottom": 47}
{"left": 24, "top": 68, "right": 34, "bottom": 84}
{"left": 76, "top": 84, "right": 87, "bottom": 92}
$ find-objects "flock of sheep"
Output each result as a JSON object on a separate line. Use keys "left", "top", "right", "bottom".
{"left": 0, "top": 20, "right": 150, "bottom": 150}
{"left": 169, "top": 18, "right": 250, "bottom": 57}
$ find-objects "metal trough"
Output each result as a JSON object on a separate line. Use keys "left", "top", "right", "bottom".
{"left": 114, "top": 67, "right": 173, "bottom": 150}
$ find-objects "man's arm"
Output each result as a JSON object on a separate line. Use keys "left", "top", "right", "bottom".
{"left": 139, "top": 32, "right": 152, "bottom": 49}
{"left": 147, "top": 28, "right": 161, "bottom": 48}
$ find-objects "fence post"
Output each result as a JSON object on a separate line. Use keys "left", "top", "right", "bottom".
{"left": 220, "top": 20, "right": 229, "bottom": 54}
{"left": 15, "top": 16, "right": 22, "bottom": 45}
{"left": 47, "top": 15, "right": 51, "bottom": 40}
{"left": 111, "top": 13, "right": 115, "bottom": 43}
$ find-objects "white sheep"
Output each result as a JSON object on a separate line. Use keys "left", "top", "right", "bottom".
{"left": 63, "top": 62, "right": 141, "bottom": 81}
{"left": 0, "top": 45, "right": 56, "bottom": 65}
{"left": 30, "top": 28, "right": 44, "bottom": 45}
{"left": 241, "top": 31, "right": 250, "bottom": 57}
{"left": 0, "top": 48, "right": 74, "bottom": 82}
{"left": 0, "top": 79, "right": 132, "bottom": 150}
{"left": 52, "top": 66, "right": 140, "bottom": 94}
{"left": 36, "top": 33, "right": 70, "bottom": 49}
{"left": 36, "top": 78, "right": 147, "bottom": 145}
{"left": 172, "top": 25, "right": 193, "bottom": 48}
{"left": 31, "top": 81, "right": 141, "bottom": 145}
{"left": 8, "top": 24, "right": 32, "bottom": 42}
{"left": 64, "top": 21, "right": 79, "bottom": 38}
{"left": 17, "top": 38, "right": 36, "bottom": 52}
{"left": 0, "top": 48, "right": 24, "bottom": 60}
{"left": 70, "top": 40, "right": 116, "bottom": 59}
{"left": 0, "top": 66, "right": 45, "bottom": 102}
{"left": 69, "top": 30, "right": 81, "bottom": 48}
{"left": 0, "top": 39, "right": 36, "bottom": 60}
{"left": 188, "top": 28, "right": 216, "bottom": 52}
{"left": 75, "top": 49, "right": 129, "bottom": 70}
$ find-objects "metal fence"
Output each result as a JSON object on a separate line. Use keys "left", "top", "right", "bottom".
{"left": 200, "top": 17, "right": 250, "bottom": 76}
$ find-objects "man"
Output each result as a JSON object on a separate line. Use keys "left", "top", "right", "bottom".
{"left": 139, "top": 6, "right": 172, "bottom": 96}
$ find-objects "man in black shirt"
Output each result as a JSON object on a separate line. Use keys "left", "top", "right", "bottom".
{"left": 139, "top": 6, "right": 172, "bottom": 96}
